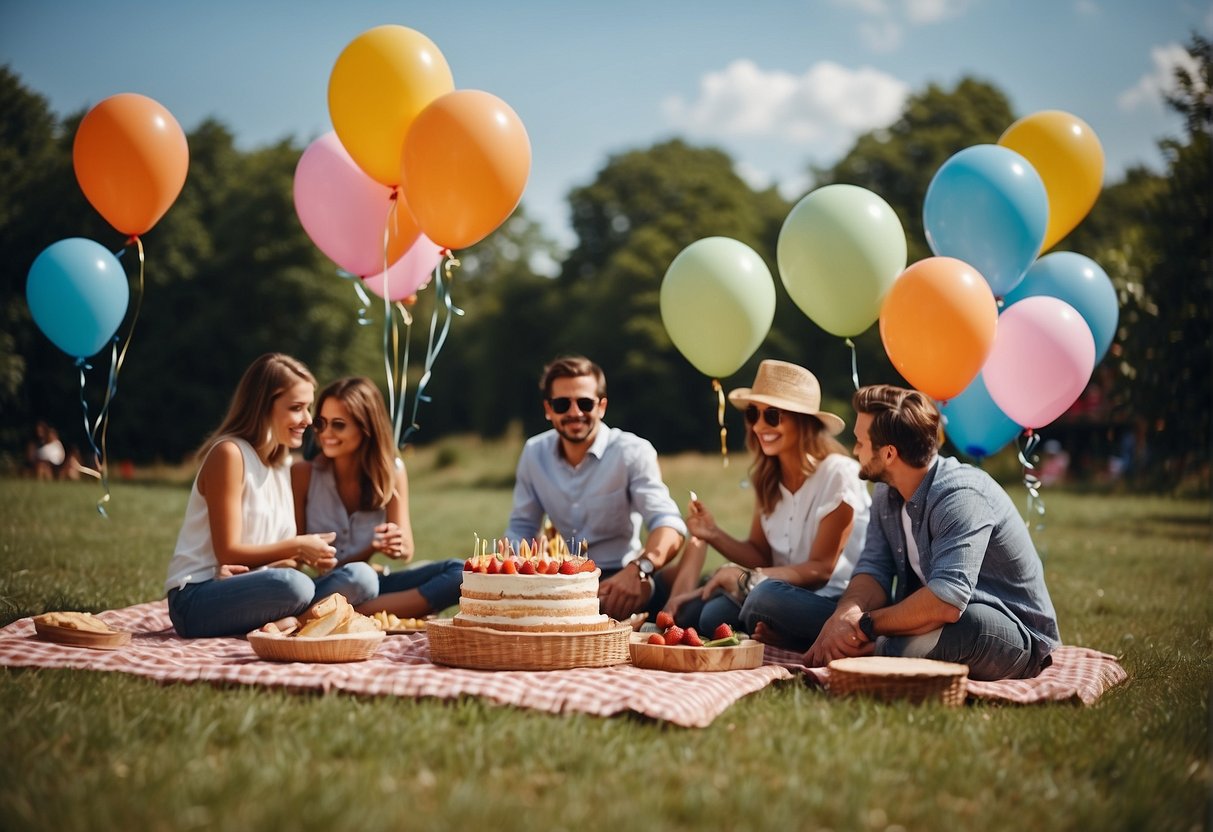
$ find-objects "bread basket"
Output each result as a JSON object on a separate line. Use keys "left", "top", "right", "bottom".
{"left": 826, "top": 656, "right": 968, "bottom": 706}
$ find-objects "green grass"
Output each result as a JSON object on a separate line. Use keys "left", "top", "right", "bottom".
{"left": 0, "top": 441, "right": 1209, "bottom": 832}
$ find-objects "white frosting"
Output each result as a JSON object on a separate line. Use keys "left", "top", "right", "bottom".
{"left": 457, "top": 566, "right": 607, "bottom": 631}
{"left": 455, "top": 613, "right": 609, "bottom": 627}
{"left": 461, "top": 569, "right": 600, "bottom": 598}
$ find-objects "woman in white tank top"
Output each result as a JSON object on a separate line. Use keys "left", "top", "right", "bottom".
{"left": 165, "top": 354, "right": 379, "bottom": 638}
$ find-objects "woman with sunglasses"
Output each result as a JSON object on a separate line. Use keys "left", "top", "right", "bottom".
{"left": 165, "top": 354, "right": 380, "bottom": 638}
{"left": 291, "top": 377, "right": 463, "bottom": 618}
{"left": 666, "top": 360, "right": 870, "bottom": 649}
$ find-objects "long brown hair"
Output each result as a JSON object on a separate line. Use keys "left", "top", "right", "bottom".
{"left": 313, "top": 377, "right": 399, "bottom": 511}
{"left": 748, "top": 411, "right": 849, "bottom": 515}
{"left": 199, "top": 353, "right": 315, "bottom": 467}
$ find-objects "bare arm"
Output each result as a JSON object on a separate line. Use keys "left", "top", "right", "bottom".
{"left": 372, "top": 463, "right": 414, "bottom": 562}
{"left": 865, "top": 586, "right": 962, "bottom": 637}
{"left": 686, "top": 498, "right": 772, "bottom": 569}
{"left": 804, "top": 574, "right": 888, "bottom": 666}
{"left": 762, "top": 502, "right": 855, "bottom": 589}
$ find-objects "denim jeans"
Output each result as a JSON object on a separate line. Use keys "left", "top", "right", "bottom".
{"left": 673, "top": 591, "right": 744, "bottom": 636}
{"left": 877, "top": 601, "right": 1037, "bottom": 681}
{"left": 378, "top": 559, "right": 465, "bottom": 613}
{"left": 167, "top": 562, "right": 380, "bottom": 638}
{"left": 738, "top": 579, "right": 840, "bottom": 651}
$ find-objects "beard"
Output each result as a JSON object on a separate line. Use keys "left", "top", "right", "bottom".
{"left": 858, "top": 457, "right": 888, "bottom": 484}
{"left": 554, "top": 415, "right": 595, "bottom": 444}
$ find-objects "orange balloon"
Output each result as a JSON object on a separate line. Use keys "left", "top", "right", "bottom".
{"left": 879, "top": 257, "right": 998, "bottom": 401}
{"left": 401, "top": 90, "right": 531, "bottom": 250}
{"left": 73, "top": 93, "right": 189, "bottom": 236}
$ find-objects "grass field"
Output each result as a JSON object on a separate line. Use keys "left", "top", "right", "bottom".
{"left": 1, "top": 439, "right": 1209, "bottom": 832}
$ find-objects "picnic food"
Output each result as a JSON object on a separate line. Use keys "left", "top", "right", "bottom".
{"left": 370, "top": 611, "right": 429, "bottom": 631}
{"left": 648, "top": 619, "right": 740, "bottom": 648}
{"left": 455, "top": 539, "right": 608, "bottom": 633}
{"left": 257, "top": 593, "right": 379, "bottom": 638}
{"left": 34, "top": 611, "right": 117, "bottom": 633}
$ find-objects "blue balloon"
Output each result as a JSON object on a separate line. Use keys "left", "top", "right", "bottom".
{"left": 923, "top": 145, "right": 1049, "bottom": 298}
{"left": 27, "top": 238, "right": 129, "bottom": 359}
{"left": 940, "top": 372, "right": 1023, "bottom": 460}
{"left": 1002, "top": 251, "right": 1119, "bottom": 363}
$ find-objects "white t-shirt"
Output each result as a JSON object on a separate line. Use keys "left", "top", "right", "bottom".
{"left": 164, "top": 437, "right": 295, "bottom": 592}
{"left": 759, "top": 454, "right": 871, "bottom": 598}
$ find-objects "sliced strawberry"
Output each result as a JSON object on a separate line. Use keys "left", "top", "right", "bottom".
{"left": 647, "top": 632, "right": 666, "bottom": 645}
{"left": 518, "top": 560, "right": 537, "bottom": 575}
{"left": 655, "top": 611, "right": 675, "bottom": 631}
{"left": 558, "top": 559, "right": 578, "bottom": 575}
{"left": 684, "top": 627, "right": 704, "bottom": 647}
{"left": 663, "top": 625, "right": 685, "bottom": 646}
{"left": 712, "top": 623, "right": 734, "bottom": 641}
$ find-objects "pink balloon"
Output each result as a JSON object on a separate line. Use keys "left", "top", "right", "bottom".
{"left": 293, "top": 132, "right": 419, "bottom": 276}
{"left": 362, "top": 235, "right": 444, "bottom": 300}
{"left": 983, "top": 296, "right": 1096, "bottom": 429}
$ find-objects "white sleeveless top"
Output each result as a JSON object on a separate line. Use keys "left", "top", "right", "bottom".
{"left": 304, "top": 463, "right": 385, "bottom": 563}
{"left": 165, "top": 437, "right": 295, "bottom": 592}
{"left": 758, "top": 453, "right": 871, "bottom": 599}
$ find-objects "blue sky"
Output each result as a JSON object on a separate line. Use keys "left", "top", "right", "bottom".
{"left": 3, "top": 0, "right": 1210, "bottom": 253}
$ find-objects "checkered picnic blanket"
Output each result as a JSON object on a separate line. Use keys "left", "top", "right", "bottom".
{"left": 762, "top": 644, "right": 1128, "bottom": 705}
{"left": 0, "top": 601, "right": 791, "bottom": 728}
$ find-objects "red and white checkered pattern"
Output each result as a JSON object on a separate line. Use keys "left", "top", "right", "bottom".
{"left": 0, "top": 602, "right": 791, "bottom": 728}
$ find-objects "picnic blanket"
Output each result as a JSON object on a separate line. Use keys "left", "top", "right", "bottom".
{"left": 762, "top": 644, "right": 1128, "bottom": 705}
{"left": 0, "top": 601, "right": 791, "bottom": 728}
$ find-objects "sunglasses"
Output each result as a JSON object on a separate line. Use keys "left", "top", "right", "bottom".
{"left": 744, "top": 405, "right": 783, "bottom": 427}
{"left": 312, "top": 417, "right": 352, "bottom": 434}
{"left": 548, "top": 396, "right": 600, "bottom": 414}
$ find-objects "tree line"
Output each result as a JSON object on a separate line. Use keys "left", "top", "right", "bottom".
{"left": 1, "top": 36, "right": 1207, "bottom": 490}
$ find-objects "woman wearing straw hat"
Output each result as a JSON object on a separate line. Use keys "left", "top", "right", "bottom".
{"left": 666, "top": 360, "right": 870, "bottom": 649}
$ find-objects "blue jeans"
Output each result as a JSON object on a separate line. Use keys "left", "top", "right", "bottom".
{"left": 673, "top": 591, "right": 744, "bottom": 636}
{"left": 877, "top": 602, "right": 1038, "bottom": 681}
{"left": 167, "top": 562, "right": 380, "bottom": 638}
{"left": 739, "top": 579, "right": 840, "bottom": 651}
{"left": 378, "top": 559, "right": 465, "bottom": 613}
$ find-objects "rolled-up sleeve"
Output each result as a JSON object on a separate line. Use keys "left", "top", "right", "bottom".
{"left": 628, "top": 440, "right": 687, "bottom": 538}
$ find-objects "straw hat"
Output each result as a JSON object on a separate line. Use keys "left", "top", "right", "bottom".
{"left": 728, "top": 360, "right": 846, "bottom": 435}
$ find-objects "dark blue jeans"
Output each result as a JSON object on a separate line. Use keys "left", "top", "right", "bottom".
{"left": 877, "top": 602, "right": 1039, "bottom": 681}
{"left": 737, "top": 579, "right": 840, "bottom": 650}
{"left": 378, "top": 559, "right": 465, "bottom": 613}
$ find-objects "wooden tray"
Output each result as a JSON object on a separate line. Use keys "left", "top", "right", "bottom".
{"left": 426, "top": 618, "right": 631, "bottom": 670}
{"left": 827, "top": 656, "right": 969, "bottom": 706}
{"left": 628, "top": 632, "right": 764, "bottom": 672}
{"left": 246, "top": 629, "right": 385, "bottom": 663}
{"left": 34, "top": 620, "right": 131, "bottom": 650}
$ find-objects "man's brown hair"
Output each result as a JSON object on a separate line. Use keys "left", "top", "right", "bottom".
{"left": 539, "top": 355, "right": 606, "bottom": 399}
{"left": 852, "top": 384, "right": 940, "bottom": 468}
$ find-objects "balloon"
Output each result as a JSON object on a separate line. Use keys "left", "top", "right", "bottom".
{"left": 362, "top": 236, "right": 445, "bottom": 301}
{"left": 1002, "top": 251, "right": 1119, "bottom": 363}
{"left": 293, "top": 133, "right": 419, "bottom": 276}
{"left": 328, "top": 25, "right": 454, "bottom": 187}
{"left": 940, "top": 374, "right": 1022, "bottom": 460}
{"left": 73, "top": 93, "right": 189, "bottom": 236}
{"left": 402, "top": 90, "right": 532, "bottom": 250}
{"left": 27, "top": 238, "right": 130, "bottom": 358}
{"left": 999, "top": 110, "right": 1104, "bottom": 251}
{"left": 879, "top": 257, "right": 998, "bottom": 401}
{"left": 777, "top": 184, "right": 908, "bottom": 337}
{"left": 660, "top": 237, "right": 776, "bottom": 378}
{"left": 923, "top": 144, "right": 1048, "bottom": 298}
{"left": 983, "top": 296, "right": 1096, "bottom": 429}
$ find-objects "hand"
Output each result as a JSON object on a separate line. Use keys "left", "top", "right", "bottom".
{"left": 664, "top": 589, "right": 700, "bottom": 618}
{"left": 372, "top": 523, "right": 409, "bottom": 561}
{"left": 598, "top": 568, "right": 650, "bottom": 620}
{"left": 685, "top": 499, "right": 718, "bottom": 542}
{"left": 216, "top": 564, "right": 250, "bottom": 579}
{"left": 804, "top": 608, "right": 871, "bottom": 667}
{"left": 699, "top": 565, "right": 745, "bottom": 602}
{"left": 296, "top": 532, "right": 338, "bottom": 572}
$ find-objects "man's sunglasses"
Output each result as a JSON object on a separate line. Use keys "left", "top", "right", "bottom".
{"left": 744, "top": 405, "right": 783, "bottom": 427}
{"left": 548, "top": 396, "right": 600, "bottom": 414}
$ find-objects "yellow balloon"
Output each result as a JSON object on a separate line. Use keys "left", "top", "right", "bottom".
{"left": 999, "top": 110, "right": 1104, "bottom": 252}
{"left": 328, "top": 25, "right": 454, "bottom": 187}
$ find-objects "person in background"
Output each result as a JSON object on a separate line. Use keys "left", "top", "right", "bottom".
{"left": 165, "top": 354, "right": 379, "bottom": 638}
{"left": 31, "top": 421, "right": 65, "bottom": 481}
{"left": 806, "top": 384, "right": 1060, "bottom": 680}
{"left": 504, "top": 355, "right": 687, "bottom": 620}
{"left": 664, "top": 360, "right": 870, "bottom": 648}
{"left": 292, "top": 377, "right": 463, "bottom": 618}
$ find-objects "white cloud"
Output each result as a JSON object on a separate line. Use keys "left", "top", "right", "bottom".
{"left": 1117, "top": 43, "right": 1203, "bottom": 112}
{"left": 832, "top": 0, "right": 971, "bottom": 51}
{"left": 662, "top": 59, "right": 909, "bottom": 153}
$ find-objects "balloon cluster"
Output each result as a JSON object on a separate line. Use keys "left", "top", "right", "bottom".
{"left": 659, "top": 109, "right": 1115, "bottom": 467}
{"left": 296, "top": 25, "right": 532, "bottom": 300}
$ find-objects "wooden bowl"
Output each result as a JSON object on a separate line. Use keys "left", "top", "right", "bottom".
{"left": 246, "top": 629, "right": 385, "bottom": 663}
{"left": 33, "top": 619, "right": 130, "bottom": 650}
{"left": 628, "top": 632, "right": 764, "bottom": 672}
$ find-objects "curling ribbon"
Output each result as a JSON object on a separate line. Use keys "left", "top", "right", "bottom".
{"left": 334, "top": 269, "right": 374, "bottom": 326}
{"left": 1016, "top": 429, "right": 1047, "bottom": 543}
{"left": 400, "top": 251, "right": 464, "bottom": 446}
{"left": 381, "top": 191, "right": 404, "bottom": 428}
{"left": 844, "top": 338, "right": 860, "bottom": 390}
{"left": 711, "top": 378, "right": 729, "bottom": 468}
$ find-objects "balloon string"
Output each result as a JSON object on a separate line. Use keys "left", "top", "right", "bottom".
{"left": 334, "top": 270, "right": 374, "bottom": 326}
{"left": 400, "top": 253, "right": 463, "bottom": 447}
{"left": 712, "top": 378, "right": 728, "bottom": 468}
{"left": 845, "top": 338, "right": 860, "bottom": 390}
{"left": 1016, "top": 429, "right": 1047, "bottom": 544}
{"left": 381, "top": 194, "right": 401, "bottom": 424}
{"left": 392, "top": 300, "right": 413, "bottom": 445}
{"left": 74, "top": 355, "right": 109, "bottom": 516}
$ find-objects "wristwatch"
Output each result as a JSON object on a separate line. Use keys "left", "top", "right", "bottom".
{"left": 633, "top": 555, "right": 656, "bottom": 582}
{"left": 858, "top": 612, "right": 876, "bottom": 642}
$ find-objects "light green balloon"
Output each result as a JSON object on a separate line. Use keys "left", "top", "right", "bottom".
{"left": 660, "top": 236, "right": 776, "bottom": 378}
{"left": 777, "top": 184, "right": 908, "bottom": 337}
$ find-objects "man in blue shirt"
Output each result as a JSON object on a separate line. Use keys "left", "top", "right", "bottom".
{"left": 807, "top": 384, "right": 1060, "bottom": 680}
{"left": 504, "top": 356, "right": 688, "bottom": 620}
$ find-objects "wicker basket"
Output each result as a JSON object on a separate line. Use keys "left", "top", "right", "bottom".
{"left": 827, "top": 656, "right": 969, "bottom": 706}
{"left": 426, "top": 618, "right": 631, "bottom": 670}
{"left": 246, "top": 629, "right": 385, "bottom": 663}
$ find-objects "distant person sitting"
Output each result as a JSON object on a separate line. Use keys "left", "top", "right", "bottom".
{"left": 32, "top": 421, "right": 65, "bottom": 481}
{"left": 806, "top": 384, "right": 1060, "bottom": 681}
{"left": 503, "top": 355, "right": 687, "bottom": 620}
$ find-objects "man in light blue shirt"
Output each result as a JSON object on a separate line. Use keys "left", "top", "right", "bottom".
{"left": 505, "top": 356, "right": 687, "bottom": 619}
{"left": 807, "top": 384, "right": 1060, "bottom": 680}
